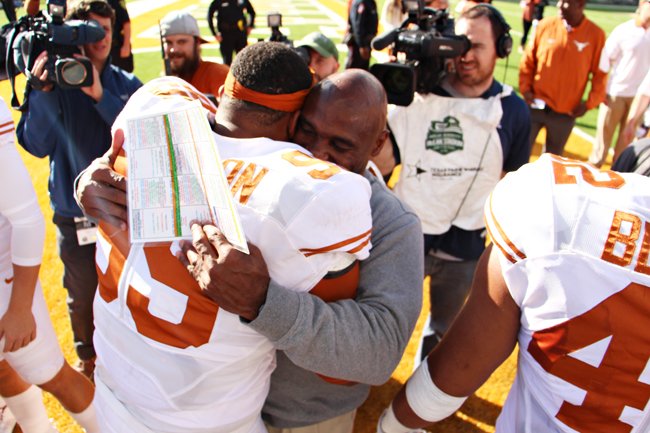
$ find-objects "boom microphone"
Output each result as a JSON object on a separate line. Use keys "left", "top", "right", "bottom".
{"left": 371, "top": 29, "right": 399, "bottom": 51}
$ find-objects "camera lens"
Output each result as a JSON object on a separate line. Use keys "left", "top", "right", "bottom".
{"left": 60, "top": 60, "right": 88, "bottom": 86}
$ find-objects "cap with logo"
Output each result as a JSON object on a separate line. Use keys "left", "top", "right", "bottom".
{"left": 296, "top": 32, "right": 339, "bottom": 61}
{"left": 160, "top": 11, "right": 209, "bottom": 44}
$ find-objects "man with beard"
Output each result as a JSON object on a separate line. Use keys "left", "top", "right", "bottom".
{"left": 374, "top": 4, "right": 531, "bottom": 359}
{"left": 161, "top": 11, "right": 229, "bottom": 101}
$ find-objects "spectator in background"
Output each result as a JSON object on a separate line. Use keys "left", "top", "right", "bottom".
{"left": 381, "top": 0, "right": 449, "bottom": 33}
{"left": 107, "top": 0, "right": 133, "bottom": 72}
{"left": 374, "top": 4, "right": 531, "bottom": 357}
{"left": 16, "top": 0, "right": 142, "bottom": 380}
{"left": 295, "top": 32, "right": 340, "bottom": 81}
{"left": 161, "top": 11, "right": 229, "bottom": 101}
{"left": 381, "top": 0, "right": 405, "bottom": 31}
{"left": 589, "top": 0, "right": 650, "bottom": 167}
{"left": 377, "top": 154, "right": 650, "bottom": 433}
{"left": 519, "top": 0, "right": 606, "bottom": 156}
{"left": 0, "top": 95, "right": 98, "bottom": 433}
{"left": 345, "top": 0, "right": 378, "bottom": 70}
{"left": 207, "top": 0, "right": 255, "bottom": 66}
{"left": 620, "top": 69, "right": 650, "bottom": 146}
{"left": 520, "top": 0, "right": 546, "bottom": 49}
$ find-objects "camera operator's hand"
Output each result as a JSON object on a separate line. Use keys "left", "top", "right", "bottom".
{"left": 75, "top": 53, "right": 103, "bottom": 102}
{"left": 29, "top": 51, "right": 54, "bottom": 92}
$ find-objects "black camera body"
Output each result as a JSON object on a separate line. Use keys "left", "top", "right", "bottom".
{"left": 7, "top": 0, "right": 105, "bottom": 100}
{"left": 370, "top": 0, "right": 470, "bottom": 106}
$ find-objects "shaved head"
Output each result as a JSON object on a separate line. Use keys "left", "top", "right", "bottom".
{"left": 293, "top": 70, "right": 389, "bottom": 174}
{"left": 310, "top": 70, "right": 387, "bottom": 141}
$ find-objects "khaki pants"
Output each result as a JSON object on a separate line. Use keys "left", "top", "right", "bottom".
{"left": 590, "top": 95, "right": 634, "bottom": 167}
{"left": 266, "top": 410, "right": 356, "bottom": 433}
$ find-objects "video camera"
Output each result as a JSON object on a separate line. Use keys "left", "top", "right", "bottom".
{"left": 6, "top": 0, "right": 106, "bottom": 108}
{"left": 267, "top": 12, "right": 292, "bottom": 46}
{"left": 370, "top": 0, "right": 471, "bottom": 106}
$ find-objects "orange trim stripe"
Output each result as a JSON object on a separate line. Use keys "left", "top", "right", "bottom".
{"left": 0, "top": 127, "right": 15, "bottom": 136}
{"left": 0, "top": 120, "right": 13, "bottom": 129}
{"left": 488, "top": 194, "right": 526, "bottom": 261}
{"left": 485, "top": 220, "right": 517, "bottom": 264}
{"left": 346, "top": 237, "right": 371, "bottom": 255}
{"left": 300, "top": 229, "right": 372, "bottom": 257}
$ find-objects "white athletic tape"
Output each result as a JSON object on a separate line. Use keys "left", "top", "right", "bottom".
{"left": 377, "top": 404, "right": 411, "bottom": 433}
{"left": 405, "top": 360, "right": 467, "bottom": 422}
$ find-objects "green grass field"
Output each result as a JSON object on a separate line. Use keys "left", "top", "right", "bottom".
{"left": 0, "top": 0, "right": 638, "bottom": 432}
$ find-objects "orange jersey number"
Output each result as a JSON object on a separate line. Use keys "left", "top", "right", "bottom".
{"left": 551, "top": 155, "right": 625, "bottom": 189}
{"left": 528, "top": 282, "right": 650, "bottom": 433}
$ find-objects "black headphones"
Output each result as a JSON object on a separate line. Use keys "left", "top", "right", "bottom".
{"left": 467, "top": 3, "right": 513, "bottom": 58}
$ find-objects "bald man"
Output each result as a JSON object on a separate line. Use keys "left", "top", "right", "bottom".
{"left": 186, "top": 70, "right": 424, "bottom": 433}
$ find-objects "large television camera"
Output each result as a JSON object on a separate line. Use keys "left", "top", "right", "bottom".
{"left": 6, "top": 0, "right": 106, "bottom": 108}
{"left": 370, "top": 0, "right": 471, "bottom": 106}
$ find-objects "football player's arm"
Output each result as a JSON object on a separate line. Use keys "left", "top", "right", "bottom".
{"left": 0, "top": 144, "right": 45, "bottom": 353}
{"left": 379, "top": 245, "right": 520, "bottom": 432}
{"left": 249, "top": 193, "right": 424, "bottom": 384}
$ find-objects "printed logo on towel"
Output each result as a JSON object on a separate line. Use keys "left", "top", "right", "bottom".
{"left": 426, "top": 116, "right": 464, "bottom": 155}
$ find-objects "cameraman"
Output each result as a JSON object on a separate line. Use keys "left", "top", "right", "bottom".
{"left": 377, "top": 4, "right": 531, "bottom": 356}
{"left": 16, "top": 0, "right": 142, "bottom": 379}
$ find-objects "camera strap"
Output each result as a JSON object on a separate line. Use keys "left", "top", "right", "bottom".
{"left": 6, "top": 17, "right": 34, "bottom": 111}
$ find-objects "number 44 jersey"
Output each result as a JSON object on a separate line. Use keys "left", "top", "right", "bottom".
{"left": 91, "top": 79, "right": 373, "bottom": 433}
{"left": 486, "top": 153, "right": 650, "bottom": 433}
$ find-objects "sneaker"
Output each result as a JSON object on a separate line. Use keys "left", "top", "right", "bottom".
{"left": 0, "top": 401, "right": 17, "bottom": 433}
{"left": 75, "top": 358, "right": 96, "bottom": 382}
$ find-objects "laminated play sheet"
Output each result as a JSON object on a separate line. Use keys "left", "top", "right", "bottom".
{"left": 125, "top": 100, "right": 248, "bottom": 253}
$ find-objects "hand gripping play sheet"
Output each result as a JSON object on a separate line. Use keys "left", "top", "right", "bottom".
{"left": 125, "top": 100, "right": 249, "bottom": 253}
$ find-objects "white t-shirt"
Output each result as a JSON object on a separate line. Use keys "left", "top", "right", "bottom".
{"left": 487, "top": 153, "right": 650, "bottom": 433}
{"left": 599, "top": 19, "right": 650, "bottom": 97}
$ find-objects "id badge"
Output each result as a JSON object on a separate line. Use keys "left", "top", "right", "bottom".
{"left": 74, "top": 216, "right": 98, "bottom": 246}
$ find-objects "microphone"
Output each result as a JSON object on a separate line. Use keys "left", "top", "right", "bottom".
{"left": 371, "top": 29, "right": 399, "bottom": 51}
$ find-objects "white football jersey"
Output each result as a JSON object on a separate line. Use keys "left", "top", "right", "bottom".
{"left": 93, "top": 78, "right": 373, "bottom": 433}
{"left": 486, "top": 153, "right": 650, "bottom": 433}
